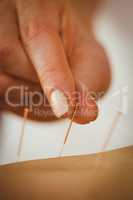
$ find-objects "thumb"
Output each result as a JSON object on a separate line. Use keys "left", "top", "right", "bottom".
{"left": 21, "top": 28, "right": 75, "bottom": 118}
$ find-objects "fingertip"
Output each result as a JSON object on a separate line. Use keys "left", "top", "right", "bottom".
{"left": 73, "top": 99, "right": 98, "bottom": 125}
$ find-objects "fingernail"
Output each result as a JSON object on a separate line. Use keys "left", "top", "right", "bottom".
{"left": 50, "top": 89, "right": 69, "bottom": 118}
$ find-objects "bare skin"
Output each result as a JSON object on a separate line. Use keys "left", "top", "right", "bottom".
{"left": 0, "top": 146, "right": 133, "bottom": 200}
{"left": 0, "top": 0, "right": 111, "bottom": 124}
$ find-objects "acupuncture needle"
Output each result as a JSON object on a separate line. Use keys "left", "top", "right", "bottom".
{"left": 17, "top": 108, "right": 29, "bottom": 162}
{"left": 96, "top": 110, "right": 122, "bottom": 165}
{"left": 101, "top": 110, "right": 122, "bottom": 152}
{"left": 59, "top": 104, "right": 78, "bottom": 157}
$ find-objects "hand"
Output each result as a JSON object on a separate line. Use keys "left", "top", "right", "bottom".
{"left": 0, "top": 0, "right": 111, "bottom": 124}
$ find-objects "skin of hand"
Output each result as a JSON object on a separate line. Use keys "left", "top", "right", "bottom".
{"left": 0, "top": 0, "right": 111, "bottom": 124}
{"left": 0, "top": 146, "right": 133, "bottom": 200}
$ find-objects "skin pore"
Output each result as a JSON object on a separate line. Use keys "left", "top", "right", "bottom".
{"left": 0, "top": 146, "right": 133, "bottom": 200}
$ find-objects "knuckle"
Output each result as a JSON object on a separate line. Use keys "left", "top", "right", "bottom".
{"left": 22, "top": 20, "right": 42, "bottom": 42}
{"left": 22, "top": 19, "right": 57, "bottom": 45}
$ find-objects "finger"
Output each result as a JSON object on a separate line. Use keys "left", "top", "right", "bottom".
{"left": 16, "top": 0, "right": 75, "bottom": 118}
{"left": 70, "top": 34, "right": 111, "bottom": 124}
{"left": 73, "top": 87, "right": 98, "bottom": 124}
{"left": 0, "top": 72, "right": 56, "bottom": 121}
{"left": 0, "top": 1, "right": 37, "bottom": 82}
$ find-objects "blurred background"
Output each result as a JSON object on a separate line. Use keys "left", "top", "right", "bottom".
{"left": 0, "top": 0, "right": 133, "bottom": 165}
